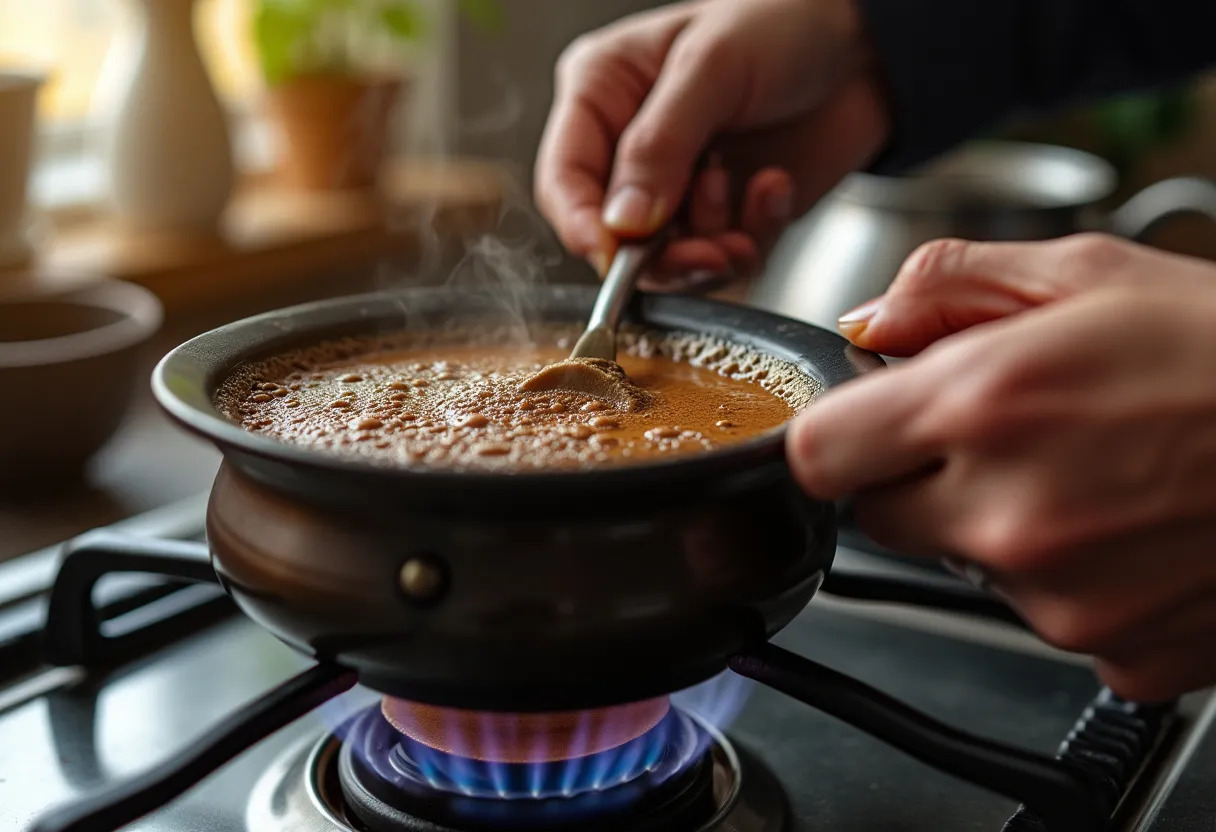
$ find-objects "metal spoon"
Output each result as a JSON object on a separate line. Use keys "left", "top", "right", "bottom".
{"left": 518, "top": 239, "right": 663, "bottom": 402}
{"left": 569, "top": 239, "right": 663, "bottom": 362}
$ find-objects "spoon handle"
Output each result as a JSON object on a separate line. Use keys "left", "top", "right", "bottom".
{"left": 583, "top": 154, "right": 711, "bottom": 340}
{"left": 585, "top": 241, "right": 661, "bottom": 334}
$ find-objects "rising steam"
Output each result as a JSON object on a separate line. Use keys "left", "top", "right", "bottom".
{"left": 368, "top": 13, "right": 580, "bottom": 346}
{"left": 377, "top": 172, "right": 569, "bottom": 346}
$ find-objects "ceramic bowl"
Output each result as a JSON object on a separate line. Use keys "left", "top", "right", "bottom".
{"left": 0, "top": 280, "right": 163, "bottom": 488}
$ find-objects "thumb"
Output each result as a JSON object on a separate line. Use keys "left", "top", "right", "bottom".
{"left": 836, "top": 238, "right": 1095, "bottom": 356}
{"left": 602, "top": 33, "right": 742, "bottom": 237}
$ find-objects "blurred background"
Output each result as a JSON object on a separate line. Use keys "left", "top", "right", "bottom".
{"left": 1, "top": 0, "right": 1214, "bottom": 560}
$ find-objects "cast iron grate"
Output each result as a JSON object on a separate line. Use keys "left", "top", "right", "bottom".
{"left": 24, "top": 531, "right": 1179, "bottom": 832}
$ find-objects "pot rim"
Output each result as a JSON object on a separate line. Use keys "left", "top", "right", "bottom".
{"left": 152, "top": 286, "right": 880, "bottom": 489}
{"left": 0, "top": 279, "right": 163, "bottom": 368}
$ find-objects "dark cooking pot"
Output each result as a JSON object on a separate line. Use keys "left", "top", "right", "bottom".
{"left": 152, "top": 285, "right": 881, "bottom": 712}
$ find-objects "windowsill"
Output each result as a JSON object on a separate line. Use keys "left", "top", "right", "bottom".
{"left": 5, "top": 155, "right": 510, "bottom": 315}
{"left": 32, "top": 114, "right": 277, "bottom": 220}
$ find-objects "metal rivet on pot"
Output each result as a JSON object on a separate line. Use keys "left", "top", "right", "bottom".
{"left": 399, "top": 557, "right": 445, "bottom": 603}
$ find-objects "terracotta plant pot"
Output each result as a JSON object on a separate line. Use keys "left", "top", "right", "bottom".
{"left": 265, "top": 74, "right": 406, "bottom": 191}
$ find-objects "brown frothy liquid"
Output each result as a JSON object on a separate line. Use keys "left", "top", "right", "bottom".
{"left": 215, "top": 325, "right": 819, "bottom": 471}
{"left": 381, "top": 696, "right": 671, "bottom": 764}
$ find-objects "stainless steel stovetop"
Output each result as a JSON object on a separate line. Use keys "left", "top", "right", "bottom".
{"left": 1, "top": 495, "right": 1213, "bottom": 832}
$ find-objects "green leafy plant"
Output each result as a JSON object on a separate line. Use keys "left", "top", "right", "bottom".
{"left": 999, "top": 85, "right": 1199, "bottom": 176}
{"left": 254, "top": 0, "right": 504, "bottom": 86}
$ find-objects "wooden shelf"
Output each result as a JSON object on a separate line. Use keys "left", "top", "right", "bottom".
{"left": 0, "top": 157, "right": 508, "bottom": 313}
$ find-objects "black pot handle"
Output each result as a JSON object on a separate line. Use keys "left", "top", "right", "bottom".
{"left": 730, "top": 643, "right": 1138, "bottom": 832}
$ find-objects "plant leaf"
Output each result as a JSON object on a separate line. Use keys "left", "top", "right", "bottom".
{"left": 379, "top": 1, "right": 425, "bottom": 40}
{"left": 457, "top": 0, "right": 505, "bottom": 32}
{"left": 253, "top": 0, "right": 313, "bottom": 85}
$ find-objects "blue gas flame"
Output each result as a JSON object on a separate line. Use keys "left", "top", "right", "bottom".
{"left": 672, "top": 669, "right": 754, "bottom": 734}
{"left": 386, "top": 707, "right": 695, "bottom": 800}
{"left": 333, "top": 670, "right": 753, "bottom": 811}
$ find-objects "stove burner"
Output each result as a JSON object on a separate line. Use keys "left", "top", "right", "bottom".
{"left": 246, "top": 704, "right": 790, "bottom": 832}
{"left": 338, "top": 703, "right": 717, "bottom": 831}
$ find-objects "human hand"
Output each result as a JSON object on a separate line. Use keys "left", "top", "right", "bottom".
{"left": 535, "top": 0, "right": 889, "bottom": 291}
{"left": 790, "top": 235, "right": 1216, "bottom": 701}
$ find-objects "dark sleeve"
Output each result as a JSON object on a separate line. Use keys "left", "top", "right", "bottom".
{"left": 855, "top": 0, "right": 1216, "bottom": 174}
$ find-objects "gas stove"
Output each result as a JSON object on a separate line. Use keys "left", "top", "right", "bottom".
{"left": 1, "top": 495, "right": 1213, "bottom": 832}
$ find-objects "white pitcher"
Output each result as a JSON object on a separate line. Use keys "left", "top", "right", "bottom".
{"left": 95, "top": 0, "right": 234, "bottom": 234}
{"left": 752, "top": 142, "right": 1216, "bottom": 333}
{"left": 0, "top": 72, "right": 43, "bottom": 268}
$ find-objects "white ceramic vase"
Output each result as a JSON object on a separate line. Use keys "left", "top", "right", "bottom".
{"left": 96, "top": 0, "right": 234, "bottom": 234}
{"left": 0, "top": 72, "right": 43, "bottom": 269}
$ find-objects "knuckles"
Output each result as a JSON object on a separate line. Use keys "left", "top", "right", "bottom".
{"left": 953, "top": 494, "right": 1082, "bottom": 579}
{"left": 892, "top": 238, "right": 972, "bottom": 295}
{"left": 914, "top": 351, "right": 1029, "bottom": 448}
{"left": 554, "top": 33, "right": 604, "bottom": 88}
{"left": 955, "top": 510, "right": 1047, "bottom": 573}
{"left": 892, "top": 233, "right": 1138, "bottom": 299}
{"left": 1050, "top": 233, "right": 1135, "bottom": 283}
{"left": 617, "top": 119, "right": 686, "bottom": 167}
{"left": 665, "top": 31, "right": 736, "bottom": 80}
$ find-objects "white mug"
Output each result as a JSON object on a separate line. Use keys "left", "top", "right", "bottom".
{"left": 0, "top": 72, "right": 44, "bottom": 269}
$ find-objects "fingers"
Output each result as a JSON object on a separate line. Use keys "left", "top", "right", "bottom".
{"left": 853, "top": 475, "right": 1216, "bottom": 702}
{"left": 838, "top": 238, "right": 1080, "bottom": 356}
{"left": 647, "top": 239, "right": 730, "bottom": 282}
{"left": 1095, "top": 634, "right": 1216, "bottom": 703}
{"left": 535, "top": 95, "right": 618, "bottom": 270}
{"left": 638, "top": 233, "right": 759, "bottom": 292}
{"left": 993, "top": 516, "right": 1216, "bottom": 651}
{"left": 627, "top": 77, "right": 883, "bottom": 286}
{"left": 740, "top": 169, "right": 794, "bottom": 251}
{"left": 849, "top": 471, "right": 959, "bottom": 559}
{"left": 603, "top": 30, "right": 745, "bottom": 237}
{"left": 688, "top": 166, "right": 732, "bottom": 235}
{"left": 636, "top": 165, "right": 782, "bottom": 291}
{"left": 535, "top": 4, "right": 696, "bottom": 269}
{"left": 835, "top": 233, "right": 1216, "bottom": 356}
{"left": 714, "top": 231, "right": 761, "bottom": 277}
{"left": 786, "top": 360, "right": 943, "bottom": 500}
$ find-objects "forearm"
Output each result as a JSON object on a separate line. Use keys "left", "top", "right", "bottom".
{"left": 857, "top": 0, "right": 1216, "bottom": 173}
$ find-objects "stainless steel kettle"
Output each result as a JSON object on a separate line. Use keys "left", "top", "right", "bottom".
{"left": 750, "top": 141, "right": 1216, "bottom": 331}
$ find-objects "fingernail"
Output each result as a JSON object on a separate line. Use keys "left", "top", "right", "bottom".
{"left": 603, "top": 186, "right": 664, "bottom": 233}
{"left": 837, "top": 297, "right": 883, "bottom": 339}
{"left": 703, "top": 169, "right": 729, "bottom": 208}
{"left": 765, "top": 186, "right": 793, "bottom": 221}
{"left": 590, "top": 251, "right": 610, "bottom": 277}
